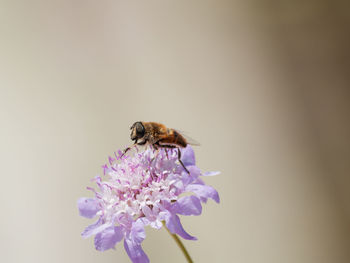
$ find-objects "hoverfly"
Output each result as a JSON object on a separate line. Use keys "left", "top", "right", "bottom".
{"left": 122, "top": 122, "right": 199, "bottom": 173}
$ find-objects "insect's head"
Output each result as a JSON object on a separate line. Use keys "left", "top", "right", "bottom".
{"left": 130, "top": 121, "right": 145, "bottom": 142}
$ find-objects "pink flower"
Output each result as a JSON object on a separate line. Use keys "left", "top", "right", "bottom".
{"left": 78, "top": 146, "right": 219, "bottom": 263}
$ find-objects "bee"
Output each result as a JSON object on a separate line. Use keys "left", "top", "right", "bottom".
{"left": 122, "top": 121, "right": 199, "bottom": 173}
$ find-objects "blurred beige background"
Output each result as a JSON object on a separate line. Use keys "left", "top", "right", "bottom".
{"left": 1, "top": 1, "right": 349, "bottom": 263}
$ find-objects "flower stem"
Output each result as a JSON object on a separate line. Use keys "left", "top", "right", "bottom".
{"left": 163, "top": 222, "right": 194, "bottom": 263}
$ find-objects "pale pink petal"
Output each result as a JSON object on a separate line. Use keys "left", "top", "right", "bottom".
{"left": 124, "top": 238, "right": 150, "bottom": 263}
{"left": 185, "top": 184, "right": 220, "bottom": 203}
{"left": 164, "top": 212, "right": 197, "bottom": 240}
{"left": 77, "top": 198, "right": 100, "bottom": 218}
{"left": 82, "top": 218, "right": 113, "bottom": 238}
{"left": 94, "top": 226, "right": 123, "bottom": 251}
{"left": 172, "top": 195, "right": 202, "bottom": 216}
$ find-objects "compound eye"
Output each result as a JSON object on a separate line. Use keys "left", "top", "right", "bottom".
{"left": 136, "top": 123, "right": 145, "bottom": 137}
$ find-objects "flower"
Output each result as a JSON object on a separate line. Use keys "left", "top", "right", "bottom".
{"left": 78, "top": 145, "right": 220, "bottom": 263}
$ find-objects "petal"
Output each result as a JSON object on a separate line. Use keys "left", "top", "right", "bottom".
{"left": 172, "top": 195, "right": 202, "bottom": 216}
{"left": 124, "top": 238, "right": 149, "bottom": 263}
{"left": 82, "top": 218, "right": 113, "bottom": 238}
{"left": 141, "top": 205, "right": 153, "bottom": 219}
{"left": 185, "top": 184, "right": 220, "bottom": 204}
{"left": 130, "top": 219, "right": 146, "bottom": 244}
{"left": 150, "top": 220, "right": 163, "bottom": 229}
{"left": 164, "top": 212, "right": 197, "bottom": 240}
{"left": 202, "top": 171, "right": 220, "bottom": 176}
{"left": 94, "top": 226, "right": 124, "bottom": 251}
{"left": 174, "top": 166, "right": 201, "bottom": 191}
{"left": 185, "top": 166, "right": 201, "bottom": 184}
{"left": 181, "top": 146, "right": 195, "bottom": 166}
{"left": 77, "top": 198, "right": 100, "bottom": 219}
{"left": 192, "top": 177, "right": 205, "bottom": 185}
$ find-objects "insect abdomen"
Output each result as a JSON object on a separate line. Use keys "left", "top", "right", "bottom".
{"left": 173, "top": 130, "right": 187, "bottom": 147}
{"left": 156, "top": 129, "right": 187, "bottom": 148}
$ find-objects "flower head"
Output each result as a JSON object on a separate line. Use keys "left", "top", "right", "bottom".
{"left": 78, "top": 146, "right": 219, "bottom": 263}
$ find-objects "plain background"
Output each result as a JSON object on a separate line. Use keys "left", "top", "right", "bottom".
{"left": 1, "top": 1, "right": 349, "bottom": 263}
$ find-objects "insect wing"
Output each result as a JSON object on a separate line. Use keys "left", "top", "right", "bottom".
{"left": 175, "top": 129, "right": 200, "bottom": 146}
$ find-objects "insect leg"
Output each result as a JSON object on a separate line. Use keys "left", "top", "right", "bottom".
{"left": 155, "top": 144, "right": 190, "bottom": 174}
{"left": 150, "top": 144, "right": 160, "bottom": 164}
{"left": 177, "top": 147, "right": 190, "bottom": 174}
{"left": 120, "top": 143, "right": 136, "bottom": 158}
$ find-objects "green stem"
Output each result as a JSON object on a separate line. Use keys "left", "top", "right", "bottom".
{"left": 163, "top": 222, "right": 194, "bottom": 263}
